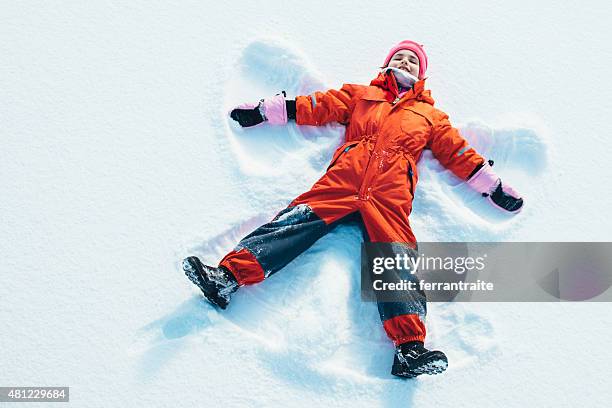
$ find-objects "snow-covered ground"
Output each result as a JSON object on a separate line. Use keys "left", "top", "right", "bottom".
{"left": 2, "top": 1, "right": 612, "bottom": 406}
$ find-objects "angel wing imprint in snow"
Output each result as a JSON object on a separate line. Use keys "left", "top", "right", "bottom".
{"left": 189, "top": 39, "right": 346, "bottom": 262}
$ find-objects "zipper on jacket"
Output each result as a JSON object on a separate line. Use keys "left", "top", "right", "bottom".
{"left": 357, "top": 103, "right": 386, "bottom": 200}
{"left": 407, "top": 162, "right": 415, "bottom": 197}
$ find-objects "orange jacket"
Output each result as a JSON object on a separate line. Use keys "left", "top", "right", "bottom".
{"left": 290, "top": 72, "right": 484, "bottom": 244}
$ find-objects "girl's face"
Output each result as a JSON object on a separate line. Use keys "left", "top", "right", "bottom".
{"left": 387, "top": 50, "right": 420, "bottom": 78}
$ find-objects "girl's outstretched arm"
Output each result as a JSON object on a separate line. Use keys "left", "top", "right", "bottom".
{"left": 427, "top": 110, "right": 485, "bottom": 180}
{"left": 428, "top": 110, "right": 524, "bottom": 213}
{"left": 229, "top": 84, "right": 361, "bottom": 128}
{"left": 295, "top": 84, "right": 363, "bottom": 126}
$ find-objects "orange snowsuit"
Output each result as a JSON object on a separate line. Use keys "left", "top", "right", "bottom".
{"left": 220, "top": 72, "right": 485, "bottom": 345}
{"left": 291, "top": 72, "right": 484, "bottom": 242}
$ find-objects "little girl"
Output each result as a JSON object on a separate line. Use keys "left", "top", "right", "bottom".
{"left": 183, "top": 40, "right": 523, "bottom": 378}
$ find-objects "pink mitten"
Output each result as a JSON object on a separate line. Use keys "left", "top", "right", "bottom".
{"left": 229, "top": 92, "right": 287, "bottom": 127}
{"left": 467, "top": 161, "right": 524, "bottom": 213}
{"left": 260, "top": 93, "right": 287, "bottom": 125}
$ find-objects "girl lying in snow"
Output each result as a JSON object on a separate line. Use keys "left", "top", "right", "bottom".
{"left": 183, "top": 40, "right": 523, "bottom": 378}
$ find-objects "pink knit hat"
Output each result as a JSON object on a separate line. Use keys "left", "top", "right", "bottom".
{"left": 383, "top": 40, "right": 428, "bottom": 79}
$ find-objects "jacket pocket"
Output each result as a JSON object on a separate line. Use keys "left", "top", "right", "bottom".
{"left": 402, "top": 106, "right": 433, "bottom": 125}
{"left": 400, "top": 106, "right": 433, "bottom": 137}
{"left": 327, "top": 141, "right": 359, "bottom": 171}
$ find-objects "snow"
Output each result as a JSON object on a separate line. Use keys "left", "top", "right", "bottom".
{"left": 2, "top": 1, "right": 612, "bottom": 406}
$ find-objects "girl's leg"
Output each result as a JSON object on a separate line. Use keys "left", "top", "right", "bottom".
{"left": 358, "top": 206, "right": 428, "bottom": 346}
{"left": 374, "top": 253, "right": 427, "bottom": 345}
{"left": 219, "top": 204, "right": 332, "bottom": 285}
{"left": 366, "top": 242, "right": 427, "bottom": 345}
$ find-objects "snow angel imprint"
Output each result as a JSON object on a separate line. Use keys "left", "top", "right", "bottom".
{"left": 183, "top": 40, "right": 523, "bottom": 379}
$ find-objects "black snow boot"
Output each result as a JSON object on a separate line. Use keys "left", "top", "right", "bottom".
{"left": 182, "top": 256, "right": 239, "bottom": 309}
{"left": 391, "top": 341, "right": 448, "bottom": 378}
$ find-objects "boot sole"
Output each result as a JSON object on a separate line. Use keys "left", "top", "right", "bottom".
{"left": 391, "top": 352, "right": 448, "bottom": 378}
{"left": 182, "top": 257, "right": 229, "bottom": 309}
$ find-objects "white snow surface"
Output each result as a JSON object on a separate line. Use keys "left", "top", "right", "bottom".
{"left": 2, "top": 1, "right": 612, "bottom": 407}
